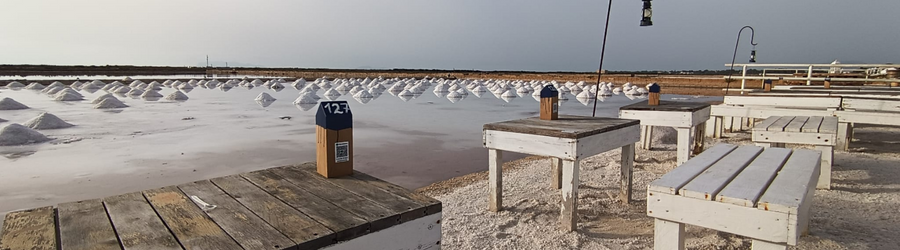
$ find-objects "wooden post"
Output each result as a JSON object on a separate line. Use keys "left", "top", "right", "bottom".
{"left": 620, "top": 144, "right": 634, "bottom": 203}
{"left": 560, "top": 159, "right": 579, "bottom": 231}
{"left": 648, "top": 83, "right": 660, "bottom": 106}
{"left": 654, "top": 219, "right": 685, "bottom": 250}
{"left": 489, "top": 149, "right": 503, "bottom": 212}
{"left": 316, "top": 101, "right": 354, "bottom": 178}
{"left": 816, "top": 145, "right": 833, "bottom": 189}
{"left": 823, "top": 77, "right": 831, "bottom": 89}
{"left": 539, "top": 85, "right": 559, "bottom": 120}
{"left": 763, "top": 79, "right": 772, "bottom": 92}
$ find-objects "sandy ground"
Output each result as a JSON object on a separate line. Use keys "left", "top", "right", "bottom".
{"left": 419, "top": 125, "right": 900, "bottom": 249}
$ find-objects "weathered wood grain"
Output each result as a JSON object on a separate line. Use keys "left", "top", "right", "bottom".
{"left": 716, "top": 148, "right": 792, "bottom": 207}
{"left": 241, "top": 170, "right": 369, "bottom": 242}
{"left": 800, "top": 116, "right": 823, "bottom": 133}
{"left": 178, "top": 180, "right": 295, "bottom": 250}
{"left": 784, "top": 116, "right": 809, "bottom": 132}
{"left": 648, "top": 144, "right": 738, "bottom": 194}
{"left": 0, "top": 206, "right": 57, "bottom": 250}
{"left": 103, "top": 192, "right": 181, "bottom": 250}
{"left": 620, "top": 100, "right": 711, "bottom": 112}
{"left": 210, "top": 175, "right": 334, "bottom": 249}
{"left": 57, "top": 199, "right": 121, "bottom": 250}
{"left": 347, "top": 171, "right": 441, "bottom": 215}
{"left": 680, "top": 145, "right": 764, "bottom": 201}
{"left": 143, "top": 186, "right": 242, "bottom": 250}
{"left": 482, "top": 115, "right": 639, "bottom": 139}
{"left": 290, "top": 164, "right": 424, "bottom": 223}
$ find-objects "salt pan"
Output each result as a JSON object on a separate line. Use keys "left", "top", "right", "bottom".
{"left": 0, "top": 123, "right": 52, "bottom": 146}
{"left": 23, "top": 112, "right": 75, "bottom": 130}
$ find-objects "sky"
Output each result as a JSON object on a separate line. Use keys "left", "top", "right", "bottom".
{"left": 1, "top": 0, "right": 898, "bottom": 71}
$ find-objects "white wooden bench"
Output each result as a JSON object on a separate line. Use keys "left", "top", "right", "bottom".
{"left": 648, "top": 144, "right": 821, "bottom": 250}
{"left": 752, "top": 116, "right": 837, "bottom": 189}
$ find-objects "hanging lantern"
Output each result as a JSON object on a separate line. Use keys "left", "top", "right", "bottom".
{"left": 749, "top": 46, "right": 757, "bottom": 63}
{"left": 640, "top": 0, "right": 653, "bottom": 27}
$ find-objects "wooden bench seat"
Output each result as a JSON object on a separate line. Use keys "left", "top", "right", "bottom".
{"left": 647, "top": 144, "right": 821, "bottom": 249}
{"left": 752, "top": 116, "right": 838, "bottom": 189}
{"left": 1, "top": 163, "right": 442, "bottom": 250}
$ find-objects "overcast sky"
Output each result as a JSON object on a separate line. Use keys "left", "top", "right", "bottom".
{"left": 1, "top": 0, "right": 898, "bottom": 71}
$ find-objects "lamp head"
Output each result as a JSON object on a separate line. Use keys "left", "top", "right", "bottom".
{"left": 749, "top": 49, "right": 757, "bottom": 63}
{"left": 641, "top": 0, "right": 653, "bottom": 27}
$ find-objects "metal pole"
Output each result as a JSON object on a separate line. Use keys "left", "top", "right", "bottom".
{"left": 591, "top": 0, "right": 613, "bottom": 117}
{"left": 725, "top": 26, "right": 757, "bottom": 95}
{"left": 807, "top": 65, "right": 813, "bottom": 85}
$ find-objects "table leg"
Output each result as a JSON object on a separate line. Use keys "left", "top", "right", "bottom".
{"left": 714, "top": 116, "right": 724, "bottom": 138}
{"left": 560, "top": 159, "right": 579, "bottom": 231}
{"left": 489, "top": 149, "right": 503, "bottom": 212}
{"left": 724, "top": 116, "right": 733, "bottom": 133}
{"left": 551, "top": 157, "right": 562, "bottom": 189}
{"left": 755, "top": 142, "right": 771, "bottom": 148}
{"left": 693, "top": 123, "right": 706, "bottom": 155}
{"left": 836, "top": 122, "right": 850, "bottom": 151}
{"left": 620, "top": 144, "right": 634, "bottom": 203}
{"left": 676, "top": 128, "right": 690, "bottom": 165}
{"left": 816, "top": 145, "right": 833, "bottom": 189}
{"left": 653, "top": 219, "right": 684, "bottom": 250}
{"left": 704, "top": 118, "right": 716, "bottom": 138}
{"left": 751, "top": 240, "right": 787, "bottom": 250}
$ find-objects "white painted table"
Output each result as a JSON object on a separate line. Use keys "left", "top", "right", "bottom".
{"left": 483, "top": 115, "right": 640, "bottom": 231}
{"left": 619, "top": 101, "right": 712, "bottom": 165}
{"left": 648, "top": 144, "right": 821, "bottom": 250}
{"left": 752, "top": 116, "right": 838, "bottom": 189}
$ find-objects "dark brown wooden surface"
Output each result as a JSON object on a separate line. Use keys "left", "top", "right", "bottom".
{"left": 0, "top": 207, "right": 57, "bottom": 250}
{"left": 483, "top": 115, "right": 640, "bottom": 139}
{"left": 103, "top": 192, "right": 182, "bottom": 250}
{"left": 56, "top": 199, "right": 121, "bottom": 250}
{"left": 144, "top": 186, "right": 243, "bottom": 250}
{"left": 619, "top": 100, "right": 711, "bottom": 112}
{"left": 210, "top": 175, "right": 335, "bottom": 249}
{"left": 178, "top": 180, "right": 295, "bottom": 250}
{"left": 0, "top": 163, "right": 440, "bottom": 250}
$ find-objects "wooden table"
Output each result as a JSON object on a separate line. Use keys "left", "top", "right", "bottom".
{"left": 0, "top": 163, "right": 442, "bottom": 250}
{"left": 483, "top": 115, "right": 640, "bottom": 231}
{"left": 752, "top": 116, "right": 838, "bottom": 189}
{"left": 619, "top": 100, "right": 712, "bottom": 165}
{"left": 648, "top": 144, "right": 821, "bottom": 250}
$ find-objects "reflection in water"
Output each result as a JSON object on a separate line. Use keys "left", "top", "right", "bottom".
{"left": 181, "top": 87, "right": 193, "bottom": 93}
{"left": 2, "top": 150, "right": 37, "bottom": 160}
{"left": 353, "top": 96, "right": 374, "bottom": 104}
{"left": 295, "top": 103, "right": 317, "bottom": 111}
{"left": 434, "top": 91, "right": 448, "bottom": 98}
{"left": 142, "top": 97, "right": 161, "bottom": 101}
{"left": 500, "top": 95, "right": 516, "bottom": 103}
{"left": 398, "top": 94, "right": 413, "bottom": 102}
{"left": 576, "top": 97, "right": 594, "bottom": 106}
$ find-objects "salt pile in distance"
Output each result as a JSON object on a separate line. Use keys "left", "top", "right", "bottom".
{"left": 0, "top": 123, "right": 52, "bottom": 146}
{"left": 126, "top": 88, "right": 144, "bottom": 96}
{"left": 165, "top": 91, "right": 189, "bottom": 101}
{"left": 0, "top": 97, "right": 29, "bottom": 110}
{"left": 255, "top": 92, "right": 277, "bottom": 102}
{"left": 47, "top": 81, "right": 65, "bottom": 89}
{"left": 92, "top": 93, "right": 115, "bottom": 104}
{"left": 6, "top": 81, "right": 26, "bottom": 88}
{"left": 54, "top": 88, "right": 84, "bottom": 101}
{"left": 24, "top": 82, "right": 45, "bottom": 90}
{"left": 140, "top": 90, "right": 163, "bottom": 98}
{"left": 94, "top": 96, "right": 129, "bottom": 109}
{"left": 293, "top": 92, "right": 319, "bottom": 104}
{"left": 23, "top": 112, "right": 75, "bottom": 130}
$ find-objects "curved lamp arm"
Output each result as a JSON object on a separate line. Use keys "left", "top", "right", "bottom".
{"left": 726, "top": 26, "right": 758, "bottom": 95}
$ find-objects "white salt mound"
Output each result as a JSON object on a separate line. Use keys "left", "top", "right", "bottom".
{"left": 126, "top": 88, "right": 144, "bottom": 96}
{"left": 293, "top": 93, "right": 318, "bottom": 104}
{"left": 43, "top": 86, "right": 63, "bottom": 95}
{"left": 166, "top": 91, "right": 189, "bottom": 101}
{"left": 0, "top": 97, "right": 29, "bottom": 110}
{"left": 140, "top": 90, "right": 163, "bottom": 98}
{"left": 47, "top": 82, "right": 65, "bottom": 89}
{"left": 94, "top": 97, "right": 128, "bottom": 109}
{"left": 6, "top": 81, "right": 26, "bottom": 88}
{"left": 113, "top": 86, "right": 132, "bottom": 94}
{"left": 25, "top": 82, "right": 45, "bottom": 90}
{"left": 0, "top": 123, "right": 52, "bottom": 146}
{"left": 54, "top": 90, "right": 84, "bottom": 101}
{"left": 23, "top": 112, "right": 74, "bottom": 130}
{"left": 254, "top": 92, "right": 277, "bottom": 102}
{"left": 92, "top": 93, "right": 115, "bottom": 104}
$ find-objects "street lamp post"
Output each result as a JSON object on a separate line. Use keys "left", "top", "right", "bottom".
{"left": 725, "top": 26, "right": 758, "bottom": 95}
{"left": 591, "top": 0, "right": 653, "bottom": 117}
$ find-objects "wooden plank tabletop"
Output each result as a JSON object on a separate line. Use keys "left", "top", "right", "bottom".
{"left": 619, "top": 100, "right": 711, "bottom": 112}
{"left": 0, "top": 162, "right": 440, "bottom": 250}
{"left": 482, "top": 115, "right": 640, "bottom": 139}
{"left": 752, "top": 116, "right": 838, "bottom": 134}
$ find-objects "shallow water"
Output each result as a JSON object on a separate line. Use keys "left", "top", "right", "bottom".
{"left": 0, "top": 81, "right": 721, "bottom": 215}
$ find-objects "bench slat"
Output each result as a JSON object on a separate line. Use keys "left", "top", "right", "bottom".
{"left": 210, "top": 175, "right": 335, "bottom": 249}
{"left": 819, "top": 117, "right": 838, "bottom": 134}
{"left": 766, "top": 116, "right": 795, "bottom": 132}
{"left": 241, "top": 170, "right": 370, "bottom": 242}
{"left": 178, "top": 180, "right": 296, "bottom": 250}
{"left": 801, "top": 117, "right": 823, "bottom": 133}
{"left": 716, "top": 148, "right": 793, "bottom": 207}
{"left": 144, "top": 186, "right": 242, "bottom": 250}
{"left": 103, "top": 192, "right": 182, "bottom": 250}
{"left": 58, "top": 199, "right": 122, "bottom": 250}
{"left": 752, "top": 115, "right": 781, "bottom": 132}
{"left": 680, "top": 146, "right": 764, "bottom": 200}
{"left": 648, "top": 144, "right": 738, "bottom": 194}
{"left": 784, "top": 116, "right": 809, "bottom": 132}
{"left": 757, "top": 149, "right": 822, "bottom": 213}
{"left": 0, "top": 206, "right": 57, "bottom": 250}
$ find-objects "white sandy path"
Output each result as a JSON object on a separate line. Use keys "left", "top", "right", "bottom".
{"left": 431, "top": 126, "right": 900, "bottom": 250}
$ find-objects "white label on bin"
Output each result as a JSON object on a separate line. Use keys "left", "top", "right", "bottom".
{"left": 335, "top": 141, "right": 350, "bottom": 163}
